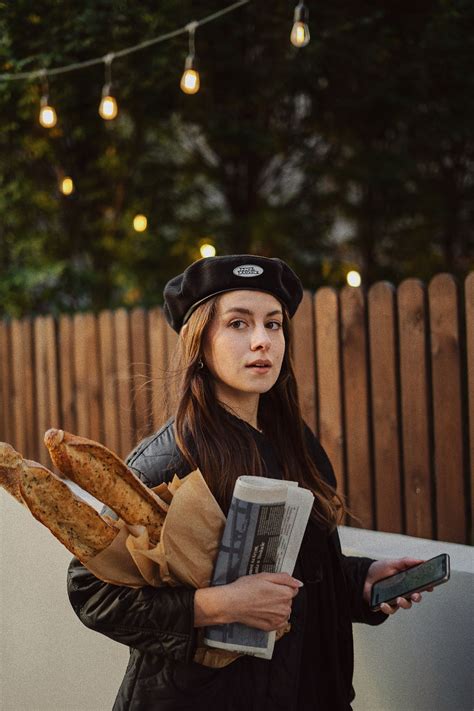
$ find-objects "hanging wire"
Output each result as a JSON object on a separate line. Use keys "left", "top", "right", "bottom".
{"left": 103, "top": 53, "right": 114, "bottom": 88}
{"left": 38, "top": 68, "right": 49, "bottom": 97}
{"left": 186, "top": 21, "right": 198, "bottom": 57}
{"left": 0, "top": 0, "right": 251, "bottom": 81}
{"left": 0, "top": 6, "right": 384, "bottom": 83}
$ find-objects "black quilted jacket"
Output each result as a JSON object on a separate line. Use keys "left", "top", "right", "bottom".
{"left": 67, "top": 413, "right": 387, "bottom": 710}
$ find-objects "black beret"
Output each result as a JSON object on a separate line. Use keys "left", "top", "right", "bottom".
{"left": 163, "top": 254, "right": 304, "bottom": 332}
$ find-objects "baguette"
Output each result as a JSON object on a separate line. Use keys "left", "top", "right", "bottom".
{"left": 0, "top": 442, "right": 26, "bottom": 505}
{"left": 44, "top": 429, "right": 167, "bottom": 543}
{"left": 19, "top": 459, "right": 117, "bottom": 563}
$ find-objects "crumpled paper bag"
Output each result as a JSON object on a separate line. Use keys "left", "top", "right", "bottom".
{"left": 83, "top": 469, "right": 258, "bottom": 667}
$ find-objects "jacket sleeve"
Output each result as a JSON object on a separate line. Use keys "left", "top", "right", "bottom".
{"left": 67, "top": 556, "right": 197, "bottom": 660}
{"left": 304, "top": 424, "right": 388, "bottom": 626}
{"left": 338, "top": 550, "right": 388, "bottom": 626}
{"left": 66, "top": 442, "right": 198, "bottom": 662}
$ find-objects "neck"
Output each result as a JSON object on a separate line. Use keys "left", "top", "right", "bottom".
{"left": 214, "top": 384, "right": 260, "bottom": 430}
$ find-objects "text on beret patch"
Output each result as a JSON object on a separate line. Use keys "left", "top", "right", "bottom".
{"left": 232, "top": 265, "right": 264, "bottom": 277}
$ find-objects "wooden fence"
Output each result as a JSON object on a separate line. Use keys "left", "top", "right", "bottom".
{"left": 1, "top": 273, "right": 473, "bottom": 544}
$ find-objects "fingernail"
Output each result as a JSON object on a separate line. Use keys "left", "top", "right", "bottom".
{"left": 293, "top": 579, "right": 304, "bottom": 587}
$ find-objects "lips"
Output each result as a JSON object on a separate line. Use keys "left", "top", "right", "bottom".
{"left": 246, "top": 360, "right": 272, "bottom": 369}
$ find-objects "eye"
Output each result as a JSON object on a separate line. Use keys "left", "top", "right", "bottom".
{"left": 229, "top": 319, "right": 246, "bottom": 329}
{"left": 266, "top": 321, "right": 282, "bottom": 330}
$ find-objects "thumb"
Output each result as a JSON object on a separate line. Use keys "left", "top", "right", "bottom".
{"left": 261, "top": 572, "right": 304, "bottom": 588}
{"left": 395, "top": 557, "right": 425, "bottom": 569}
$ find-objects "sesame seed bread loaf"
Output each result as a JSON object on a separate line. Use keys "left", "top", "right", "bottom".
{"left": 44, "top": 429, "right": 167, "bottom": 543}
{"left": 19, "top": 459, "right": 118, "bottom": 563}
{"left": 0, "top": 442, "right": 26, "bottom": 505}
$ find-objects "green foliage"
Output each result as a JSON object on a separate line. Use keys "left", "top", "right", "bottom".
{"left": 0, "top": 0, "right": 472, "bottom": 317}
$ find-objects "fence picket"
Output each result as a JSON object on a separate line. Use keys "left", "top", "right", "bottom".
{"left": 149, "top": 307, "right": 171, "bottom": 431}
{"left": 98, "top": 310, "right": 120, "bottom": 455}
{"left": 73, "top": 313, "right": 101, "bottom": 442}
{"left": 368, "top": 282, "right": 402, "bottom": 533}
{"left": 58, "top": 314, "right": 76, "bottom": 436}
{"left": 398, "top": 279, "right": 433, "bottom": 539}
{"left": 22, "top": 319, "right": 36, "bottom": 460}
{"left": 429, "top": 274, "right": 466, "bottom": 543}
{"left": 314, "top": 288, "right": 346, "bottom": 510}
{"left": 130, "top": 307, "right": 151, "bottom": 442}
{"left": 340, "top": 286, "right": 373, "bottom": 529}
{"left": 114, "top": 308, "right": 133, "bottom": 459}
{"left": 164, "top": 320, "right": 179, "bottom": 415}
{"left": 34, "top": 316, "right": 59, "bottom": 466}
{"left": 293, "top": 291, "right": 317, "bottom": 434}
{"left": 465, "top": 273, "right": 474, "bottom": 545}
{"left": 10, "top": 319, "right": 36, "bottom": 459}
{"left": 0, "top": 320, "right": 12, "bottom": 444}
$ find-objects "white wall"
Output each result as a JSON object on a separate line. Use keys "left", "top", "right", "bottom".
{"left": 1, "top": 493, "right": 128, "bottom": 711}
{"left": 1, "top": 490, "right": 473, "bottom": 711}
{"left": 339, "top": 527, "right": 474, "bottom": 711}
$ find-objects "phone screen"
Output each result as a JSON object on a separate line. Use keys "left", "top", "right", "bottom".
{"left": 371, "top": 554, "right": 448, "bottom": 607}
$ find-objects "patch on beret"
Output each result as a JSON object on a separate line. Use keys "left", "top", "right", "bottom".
{"left": 163, "top": 254, "right": 303, "bottom": 332}
{"left": 232, "top": 264, "right": 264, "bottom": 277}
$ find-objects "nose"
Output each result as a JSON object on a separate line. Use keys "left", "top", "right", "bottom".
{"left": 250, "top": 324, "right": 271, "bottom": 351}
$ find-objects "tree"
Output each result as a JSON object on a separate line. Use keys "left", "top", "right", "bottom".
{"left": 0, "top": 0, "right": 472, "bottom": 317}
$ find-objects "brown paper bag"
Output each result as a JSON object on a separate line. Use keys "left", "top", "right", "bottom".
{"left": 84, "top": 469, "right": 243, "bottom": 667}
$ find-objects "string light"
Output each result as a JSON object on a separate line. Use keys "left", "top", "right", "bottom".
{"left": 38, "top": 70, "right": 57, "bottom": 128}
{"left": 347, "top": 270, "right": 361, "bottom": 287}
{"left": 290, "top": 2, "right": 310, "bottom": 47}
{"left": 99, "top": 54, "right": 118, "bottom": 120}
{"left": 180, "top": 22, "right": 200, "bottom": 94}
{"left": 16, "top": 5, "right": 253, "bottom": 126}
{"left": 60, "top": 177, "right": 74, "bottom": 195}
{"left": 200, "top": 243, "right": 216, "bottom": 258}
{"left": 133, "top": 214, "right": 147, "bottom": 232}
{"left": 0, "top": 5, "right": 381, "bottom": 87}
{"left": 39, "top": 99, "right": 57, "bottom": 128}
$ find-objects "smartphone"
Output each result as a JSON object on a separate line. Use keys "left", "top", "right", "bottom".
{"left": 369, "top": 553, "right": 450, "bottom": 611}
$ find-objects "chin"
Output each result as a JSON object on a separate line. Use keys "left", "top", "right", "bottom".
{"left": 244, "top": 381, "right": 278, "bottom": 395}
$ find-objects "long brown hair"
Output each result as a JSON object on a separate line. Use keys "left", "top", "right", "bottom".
{"left": 173, "top": 295, "right": 349, "bottom": 532}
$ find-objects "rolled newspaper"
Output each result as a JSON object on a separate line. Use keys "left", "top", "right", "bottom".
{"left": 204, "top": 476, "right": 314, "bottom": 659}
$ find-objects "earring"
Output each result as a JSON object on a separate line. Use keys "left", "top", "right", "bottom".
{"left": 197, "top": 357, "right": 204, "bottom": 369}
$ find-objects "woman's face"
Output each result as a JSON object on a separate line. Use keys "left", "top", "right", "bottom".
{"left": 202, "top": 290, "right": 286, "bottom": 401}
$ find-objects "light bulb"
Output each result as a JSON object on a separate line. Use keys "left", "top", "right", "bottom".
{"left": 133, "top": 214, "right": 147, "bottom": 232}
{"left": 99, "top": 94, "right": 118, "bottom": 120}
{"left": 290, "top": 3, "right": 310, "bottom": 47}
{"left": 99, "top": 56, "right": 118, "bottom": 120}
{"left": 39, "top": 97, "right": 57, "bottom": 128}
{"left": 291, "top": 22, "right": 310, "bottom": 47}
{"left": 200, "top": 244, "right": 216, "bottom": 258}
{"left": 347, "top": 270, "right": 362, "bottom": 288}
{"left": 181, "top": 69, "right": 200, "bottom": 94}
{"left": 60, "top": 177, "right": 74, "bottom": 195}
{"left": 180, "top": 55, "right": 200, "bottom": 94}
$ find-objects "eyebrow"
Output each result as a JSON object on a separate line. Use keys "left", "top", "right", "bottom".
{"left": 223, "top": 307, "right": 283, "bottom": 317}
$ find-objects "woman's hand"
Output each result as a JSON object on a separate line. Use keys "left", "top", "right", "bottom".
{"left": 363, "top": 557, "right": 434, "bottom": 615}
{"left": 194, "top": 573, "right": 303, "bottom": 631}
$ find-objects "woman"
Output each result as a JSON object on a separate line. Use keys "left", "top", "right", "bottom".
{"left": 67, "top": 254, "right": 426, "bottom": 710}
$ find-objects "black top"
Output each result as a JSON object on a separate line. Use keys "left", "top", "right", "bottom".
{"left": 201, "top": 412, "right": 361, "bottom": 710}
{"left": 67, "top": 411, "right": 387, "bottom": 711}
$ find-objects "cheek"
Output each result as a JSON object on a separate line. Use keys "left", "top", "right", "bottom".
{"left": 205, "top": 331, "right": 241, "bottom": 373}
{"left": 274, "top": 333, "right": 286, "bottom": 361}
